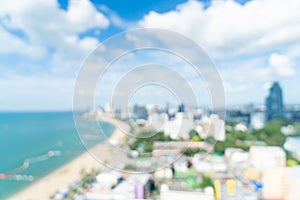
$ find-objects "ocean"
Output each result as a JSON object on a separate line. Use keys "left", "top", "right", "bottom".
{"left": 0, "top": 112, "right": 115, "bottom": 199}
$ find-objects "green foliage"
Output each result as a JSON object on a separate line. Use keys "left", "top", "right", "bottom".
{"left": 200, "top": 175, "right": 214, "bottom": 188}
{"left": 80, "top": 168, "right": 99, "bottom": 188}
{"left": 188, "top": 129, "right": 202, "bottom": 141}
{"left": 252, "top": 119, "right": 288, "bottom": 146}
{"left": 64, "top": 168, "right": 100, "bottom": 198}
{"left": 293, "top": 123, "right": 300, "bottom": 135}
{"left": 213, "top": 131, "right": 250, "bottom": 154}
{"left": 189, "top": 129, "right": 198, "bottom": 139}
{"left": 287, "top": 159, "right": 298, "bottom": 167}
{"left": 206, "top": 136, "right": 216, "bottom": 144}
{"left": 143, "top": 142, "right": 153, "bottom": 152}
{"left": 174, "top": 168, "right": 196, "bottom": 179}
{"left": 286, "top": 151, "right": 300, "bottom": 164}
{"left": 174, "top": 170, "right": 213, "bottom": 189}
{"left": 213, "top": 119, "right": 291, "bottom": 154}
{"left": 181, "top": 147, "right": 206, "bottom": 156}
{"left": 213, "top": 142, "right": 226, "bottom": 154}
{"left": 186, "top": 177, "right": 201, "bottom": 189}
{"left": 225, "top": 120, "right": 239, "bottom": 127}
{"left": 124, "top": 164, "right": 137, "bottom": 171}
{"left": 192, "top": 135, "right": 202, "bottom": 142}
{"left": 129, "top": 131, "right": 174, "bottom": 153}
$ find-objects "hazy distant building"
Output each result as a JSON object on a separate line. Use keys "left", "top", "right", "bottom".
{"left": 265, "top": 82, "right": 284, "bottom": 122}
{"left": 104, "top": 102, "right": 112, "bottom": 113}
{"left": 178, "top": 103, "right": 185, "bottom": 113}
{"left": 226, "top": 110, "right": 251, "bottom": 127}
{"left": 133, "top": 104, "right": 148, "bottom": 120}
{"left": 165, "top": 102, "right": 170, "bottom": 115}
{"left": 250, "top": 111, "right": 265, "bottom": 129}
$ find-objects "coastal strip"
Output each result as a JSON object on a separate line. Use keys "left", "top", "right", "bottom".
{"left": 9, "top": 114, "right": 129, "bottom": 200}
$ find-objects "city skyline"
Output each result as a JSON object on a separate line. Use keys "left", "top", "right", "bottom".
{"left": 0, "top": 0, "right": 300, "bottom": 111}
{"left": 2, "top": 1, "right": 300, "bottom": 199}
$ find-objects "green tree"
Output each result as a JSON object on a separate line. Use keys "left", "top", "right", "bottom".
{"left": 200, "top": 175, "right": 214, "bottom": 188}
{"left": 192, "top": 135, "right": 202, "bottom": 142}
{"left": 129, "top": 131, "right": 174, "bottom": 152}
{"left": 189, "top": 129, "right": 198, "bottom": 139}
{"left": 181, "top": 148, "right": 206, "bottom": 156}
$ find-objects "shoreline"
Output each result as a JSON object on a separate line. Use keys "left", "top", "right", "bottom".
{"left": 9, "top": 114, "right": 129, "bottom": 200}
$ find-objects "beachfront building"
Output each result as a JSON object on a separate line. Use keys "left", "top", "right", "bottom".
{"left": 147, "top": 110, "right": 195, "bottom": 140}
{"left": 197, "top": 114, "right": 225, "bottom": 141}
{"left": 148, "top": 113, "right": 168, "bottom": 132}
{"left": 163, "top": 112, "right": 194, "bottom": 140}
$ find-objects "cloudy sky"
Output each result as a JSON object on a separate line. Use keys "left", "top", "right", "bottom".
{"left": 0, "top": 0, "right": 299, "bottom": 111}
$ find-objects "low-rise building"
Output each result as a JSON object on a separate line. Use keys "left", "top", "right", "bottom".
{"left": 160, "top": 184, "right": 214, "bottom": 200}
{"left": 263, "top": 166, "right": 300, "bottom": 200}
{"left": 198, "top": 114, "right": 225, "bottom": 141}
{"left": 249, "top": 146, "right": 286, "bottom": 172}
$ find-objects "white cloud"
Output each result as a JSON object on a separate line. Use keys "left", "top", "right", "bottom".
{"left": 0, "top": 0, "right": 299, "bottom": 108}
{"left": 98, "top": 5, "right": 135, "bottom": 29}
{"left": 218, "top": 53, "right": 295, "bottom": 95}
{"left": 0, "top": 0, "right": 109, "bottom": 62}
{"left": 137, "top": 0, "right": 300, "bottom": 105}
{"left": 0, "top": 0, "right": 112, "bottom": 110}
{"left": 139, "top": 0, "right": 300, "bottom": 58}
{"left": 269, "top": 53, "right": 295, "bottom": 77}
{"left": 0, "top": 26, "right": 46, "bottom": 59}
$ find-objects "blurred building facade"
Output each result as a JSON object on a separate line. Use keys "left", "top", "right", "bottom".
{"left": 265, "top": 82, "right": 284, "bottom": 122}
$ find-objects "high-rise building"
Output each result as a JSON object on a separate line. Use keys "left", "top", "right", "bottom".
{"left": 265, "top": 82, "right": 284, "bottom": 122}
{"left": 178, "top": 103, "right": 185, "bottom": 113}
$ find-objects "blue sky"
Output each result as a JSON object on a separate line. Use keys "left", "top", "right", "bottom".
{"left": 0, "top": 0, "right": 299, "bottom": 111}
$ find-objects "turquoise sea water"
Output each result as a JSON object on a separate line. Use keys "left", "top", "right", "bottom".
{"left": 0, "top": 112, "right": 114, "bottom": 199}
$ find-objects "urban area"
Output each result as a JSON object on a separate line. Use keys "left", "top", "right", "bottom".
{"left": 50, "top": 81, "right": 300, "bottom": 200}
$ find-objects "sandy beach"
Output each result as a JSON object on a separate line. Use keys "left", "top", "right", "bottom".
{"left": 9, "top": 114, "right": 129, "bottom": 200}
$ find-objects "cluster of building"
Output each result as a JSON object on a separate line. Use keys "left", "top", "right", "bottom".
{"left": 226, "top": 82, "right": 300, "bottom": 129}
{"left": 121, "top": 103, "right": 226, "bottom": 142}
{"left": 61, "top": 155, "right": 217, "bottom": 200}
{"left": 224, "top": 146, "right": 300, "bottom": 200}
{"left": 71, "top": 81, "right": 300, "bottom": 200}
{"left": 156, "top": 145, "right": 300, "bottom": 200}
{"left": 50, "top": 144, "right": 300, "bottom": 200}
{"left": 99, "top": 81, "right": 299, "bottom": 131}
{"left": 83, "top": 172, "right": 153, "bottom": 200}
